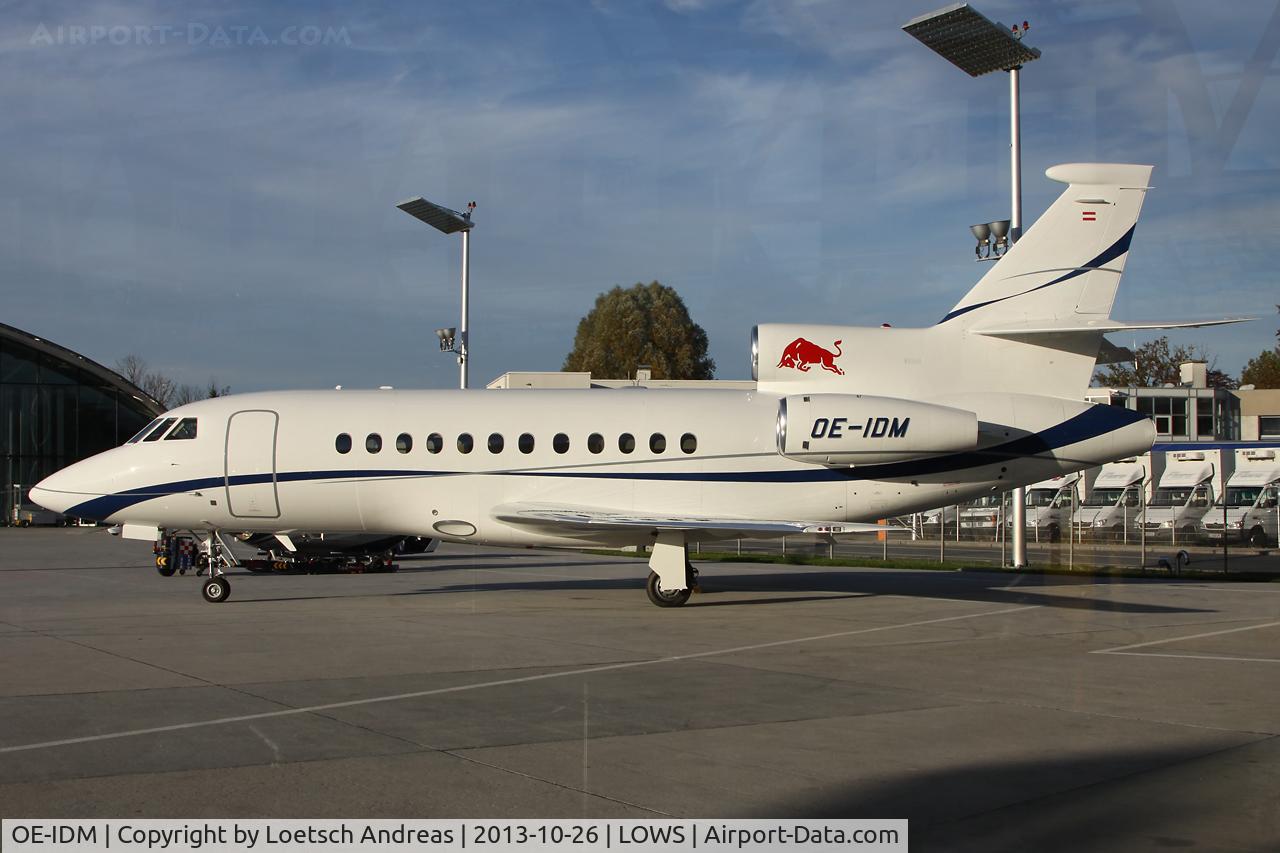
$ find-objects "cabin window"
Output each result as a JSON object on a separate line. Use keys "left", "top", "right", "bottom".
{"left": 426, "top": 433, "right": 443, "bottom": 454}
{"left": 649, "top": 433, "right": 666, "bottom": 453}
{"left": 488, "top": 433, "right": 505, "bottom": 453}
{"left": 165, "top": 418, "right": 198, "bottom": 440}
{"left": 619, "top": 433, "right": 635, "bottom": 454}
{"left": 553, "top": 433, "right": 570, "bottom": 454}
{"left": 366, "top": 433, "right": 382, "bottom": 453}
{"left": 518, "top": 433, "right": 535, "bottom": 454}
{"left": 142, "top": 418, "right": 177, "bottom": 442}
{"left": 588, "top": 433, "right": 604, "bottom": 454}
{"left": 126, "top": 419, "right": 161, "bottom": 444}
{"left": 457, "top": 433, "right": 473, "bottom": 454}
{"left": 396, "top": 433, "right": 412, "bottom": 453}
{"left": 680, "top": 433, "right": 697, "bottom": 454}
{"left": 335, "top": 433, "right": 352, "bottom": 454}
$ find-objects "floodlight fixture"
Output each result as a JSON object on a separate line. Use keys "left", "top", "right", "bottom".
{"left": 988, "top": 218, "right": 1011, "bottom": 255}
{"left": 902, "top": 3, "right": 1040, "bottom": 77}
{"left": 398, "top": 197, "right": 477, "bottom": 389}
{"left": 396, "top": 197, "right": 474, "bottom": 234}
{"left": 970, "top": 223, "right": 991, "bottom": 259}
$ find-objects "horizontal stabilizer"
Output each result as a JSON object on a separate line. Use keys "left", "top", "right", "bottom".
{"left": 1096, "top": 338, "right": 1134, "bottom": 365}
{"left": 493, "top": 503, "right": 905, "bottom": 538}
{"left": 972, "top": 317, "right": 1252, "bottom": 338}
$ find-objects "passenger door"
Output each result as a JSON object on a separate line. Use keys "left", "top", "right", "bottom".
{"left": 225, "top": 410, "right": 280, "bottom": 518}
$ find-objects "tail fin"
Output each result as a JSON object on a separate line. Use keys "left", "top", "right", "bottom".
{"left": 941, "top": 163, "right": 1153, "bottom": 329}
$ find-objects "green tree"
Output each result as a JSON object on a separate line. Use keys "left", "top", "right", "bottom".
{"left": 1093, "top": 336, "right": 1234, "bottom": 389}
{"left": 563, "top": 281, "right": 715, "bottom": 379}
{"left": 1240, "top": 305, "right": 1280, "bottom": 388}
{"left": 1241, "top": 350, "right": 1280, "bottom": 388}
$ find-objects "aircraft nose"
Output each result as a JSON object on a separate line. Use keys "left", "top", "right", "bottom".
{"left": 30, "top": 462, "right": 110, "bottom": 515}
{"left": 29, "top": 480, "right": 74, "bottom": 514}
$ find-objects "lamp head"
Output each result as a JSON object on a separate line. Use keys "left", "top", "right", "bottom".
{"left": 988, "top": 219, "right": 1011, "bottom": 239}
{"left": 970, "top": 223, "right": 991, "bottom": 242}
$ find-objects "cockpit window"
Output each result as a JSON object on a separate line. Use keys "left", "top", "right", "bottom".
{"left": 165, "top": 418, "right": 198, "bottom": 440}
{"left": 126, "top": 419, "right": 161, "bottom": 444}
{"left": 142, "top": 417, "right": 177, "bottom": 442}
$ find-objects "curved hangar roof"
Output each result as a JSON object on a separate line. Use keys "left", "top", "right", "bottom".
{"left": 0, "top": 321, "right": 163, "bottom": 417}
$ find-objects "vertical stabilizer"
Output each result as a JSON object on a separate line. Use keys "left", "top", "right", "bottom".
{"left": 941, "top": 163, "right": 1153, "bottom": 329}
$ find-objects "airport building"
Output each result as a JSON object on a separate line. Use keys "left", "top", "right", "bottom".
{"left": 1, "top": 322, "right": 161, "bottom": 523}
{"left": 1235, "top": 388, "right": 1280, "bottom": 441}
{"left": 1088, "top": 362, "right": 1241, "bottom": 442}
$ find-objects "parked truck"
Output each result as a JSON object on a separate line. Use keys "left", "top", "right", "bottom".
{"left": 1203, "top": 448, "right": 1280, "bottom": 546}
{"left": 1140, "top": 449, "right": 1229, "bottom": 543}
{"left": 1072, "top": 457, "right": 1149, "bottom": 541}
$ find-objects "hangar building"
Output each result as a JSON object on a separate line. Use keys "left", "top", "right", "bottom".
{"left": 2, "top": 322, "right": 161, "bottom": 522}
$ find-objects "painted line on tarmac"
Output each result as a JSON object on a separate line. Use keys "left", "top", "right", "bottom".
{"left": 1094, "top": 651, "right": 1280, "bottom": 664}
{"left": 1092, "top": 620, "right": 1280, "bottom": 659}
{"left": 0, "top": 604, "right": 1036, "bottom": 755}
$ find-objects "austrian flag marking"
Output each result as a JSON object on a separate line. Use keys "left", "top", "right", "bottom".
{"left": 1082, "top": 210, "right": 1097, "bottom": 222}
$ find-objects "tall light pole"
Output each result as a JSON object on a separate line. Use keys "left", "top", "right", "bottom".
{"left": 396, "top": 197, "right": 476, "bottom": 389}
{"left": 903, "top": 3, "right": 1040, "bottom": 569}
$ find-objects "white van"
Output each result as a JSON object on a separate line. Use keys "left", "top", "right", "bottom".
{"left": 1072, "top": 459, "right": 1147, "bottom": 541}
{"left": 1019, "top": 472, "right": 1092, "bottom": 542}
{"left": 1203, "top": 448, "right": 1280, "bottom": 546}
{"left": 1140, "top": 449, "right": 1226, "bottom": 542}
{"left": 959, "top": 493, "right": 1006, "bottom": 540}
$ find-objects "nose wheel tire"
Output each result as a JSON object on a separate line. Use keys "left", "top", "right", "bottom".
{"left": 202, "top": 577, "right": 231, "bottom": 604}
{"left": 646, "top": 570, "right": 691, "bottom": 608}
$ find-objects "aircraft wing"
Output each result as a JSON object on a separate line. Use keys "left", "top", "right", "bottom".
{"left": 492, "top": 502, "right": 898, "bottom": 538}
{"left": 972, "top": 317, "right": 1253, "bottom": 337}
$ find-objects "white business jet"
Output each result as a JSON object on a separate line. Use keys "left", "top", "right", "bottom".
{"left": 31, "top": 164, "right": 1243, "bottom": 606}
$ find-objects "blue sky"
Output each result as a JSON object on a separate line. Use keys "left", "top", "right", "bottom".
{"left": 3, "top": 0, "right": 1278, "bottom": 391}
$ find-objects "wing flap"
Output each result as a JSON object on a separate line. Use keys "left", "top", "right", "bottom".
{"left": 493, "top": 502, "right": 894, "bottom": 538}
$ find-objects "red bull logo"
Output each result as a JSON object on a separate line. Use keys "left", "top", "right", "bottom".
{"left": 777, "top": 338, "right": 844, "bottom": 375}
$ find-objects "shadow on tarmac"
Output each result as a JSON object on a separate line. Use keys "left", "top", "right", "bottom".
{"left": 231, "top": 564, "right": 1212, "bottom": 614}
{"left": 765, "top": 742, "right": 1244, "bottom": 852}
{"left": 419, "top": 570, "right": 1210, "bottom": 614}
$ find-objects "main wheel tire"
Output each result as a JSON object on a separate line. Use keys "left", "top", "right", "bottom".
{"left": 1248, "top": 526, "right": 1268, "bottom": 548}
{"left": 646, "top": 570, "right": 691, "bottom": 608}
{"left": 202, "top": 576, "right": 230, "bottom": 604}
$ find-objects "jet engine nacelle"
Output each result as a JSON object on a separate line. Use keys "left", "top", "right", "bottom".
{"left": 777, "top": 394, "right": 979, "bottom": 466}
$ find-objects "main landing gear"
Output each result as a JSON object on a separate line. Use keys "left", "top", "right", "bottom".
{"left": 645, "top": 534, "right": 700, "bottom": 608}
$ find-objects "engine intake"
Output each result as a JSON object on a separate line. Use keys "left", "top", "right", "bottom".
{"left": 778, "top": 394, "right": 978, "bottom": 466}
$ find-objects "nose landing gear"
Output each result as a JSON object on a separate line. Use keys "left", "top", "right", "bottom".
{"left": 202, "top": 575, "right": 230, "bottom": 603}
{"left": 198, "top": 531, "right": 233, "bottom": 603}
